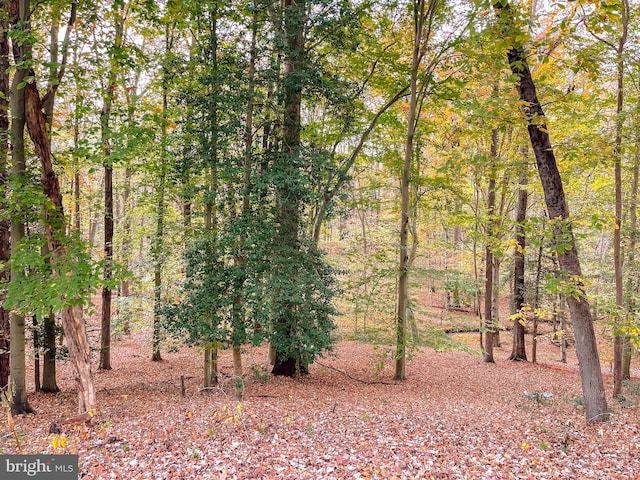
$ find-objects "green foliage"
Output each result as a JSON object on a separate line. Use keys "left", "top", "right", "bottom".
{"left": 267, "top": 241, "right": 340, "bottom": 366}
{"left": 443, "top": 272, "right": 477, "bottom": 309}
{"left": 162, "top": 236, "right": 247, "bottom": 349}
{"left": 3, "top": 231, "right": 102, "bottom": 317}
{"left": 112, "top": 295, "right": 150, "bottom": 336}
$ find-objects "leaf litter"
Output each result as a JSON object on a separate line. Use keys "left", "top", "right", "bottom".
{"left": 2, "top": 327, "right": 640, "bottom": 479}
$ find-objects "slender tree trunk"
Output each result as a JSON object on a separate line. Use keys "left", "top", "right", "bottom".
{"left": 395, "top": 0, "right": 431, "bottom": 381}
{"left": 230, "top": 2, "right": 259, "bottom": 388}
{"left": 201, "top": 11, "right": 220, "bottom": 383}
{"left": 496, "top": 1, "right": 609, "bottom": 423}
{"left": 72, "top": 45, "right": 81, "bottom": 233}
{"left": 99, "top": 0, "right": 124, "bottom": 371}
{"left": 492, "top": 257, "right": 501, "bottom": 348}
{"left": 33, "top": 316, "right": 40, "bottom": 392}
{"left": 559, "top": 294, "right": 567, "bottom": 363}
{"left": 121, "top": 167, "right": 132, "bottom": 300}
{"left": 100, "top": 157, "right": 114, "bottom": 369}
{"left": 509, "top": 164, "right": 528, "bottom": 361}
{"left": 483, "top": 128, "right": 498, "bottom": 363}
{"left": 623, "top": 108, "right": 640, "bottom": 380}
{"left": 151, "top": 176, "right": 165, "bottom": 363}
{"left": 531, "top": 240, "right": 543, "bottom": 364}
{"left": 612, "top": 2, "right": 628, "bottom": 396}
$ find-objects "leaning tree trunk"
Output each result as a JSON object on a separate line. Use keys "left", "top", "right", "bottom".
{"left": 509, "top": 162, "right": 528, "bottom": 361}
{"left": 496, "top": 1, "right": 608, "bottom": 423}
{"left": 24, "top": 78, "right": 96, "bottom": 413}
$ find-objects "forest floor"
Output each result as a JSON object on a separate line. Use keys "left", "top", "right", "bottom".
{"left": 2, "top": 310, "right": 640, "bottom": 479}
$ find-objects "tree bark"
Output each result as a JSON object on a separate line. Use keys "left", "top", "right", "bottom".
{"left": 623, "top": 105, "right": 640, "bottom": 380}
{"left": 99, "top": 0, "right": 124, "bottom": 371}
{"left": 483, "top": 129, "right": 498, "bottom": 363}
{"left": 509, "top": 163, "right": 528, "bottom": 361}
{"left": 612, "top": 0, "right": 628, "bottom": 397}
{"left": 0, "top": 0, "right": 10, "bottom": 388}
{"left": 395, "top": 0, "right": 435, "bottom": 381}
{"left": 8, "top": 0, "right": 32, "bottom": 414}
{"left": 24, "top": 77, "right": 96, "bottom": 413}
{"left": 41, "top": 311, "right": 59, "bottom": 392}
{"left": 496, "top": 1, "right": 609, "bottom": 423}
{"left": 271, "top": 0, "right": 306, "bottom": 377}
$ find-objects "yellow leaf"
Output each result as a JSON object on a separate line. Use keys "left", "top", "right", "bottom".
{"left": 60, "top": 435, "right": 67, "bottom": 448}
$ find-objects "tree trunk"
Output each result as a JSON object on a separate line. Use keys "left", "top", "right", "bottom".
{"left": 41, "top": 311, "right": 59, "bottom": 392}
{"left": 121, "top": 166, "right": 132, "bottom": 306}
{"left": 99, "top": 0, "right": 124, "bottom": 371}
{"left": 623, "top": 106, "right": 640, "bottom": 380}
{"left": 0, "top": 1, "right": 10, "bottom": 388}
{"left": 272, "top": 0, "right": 306, "bottom": 377}
{"left": 496, "top": 1, "right": 609, "bottom": 423}
{"left": 492, "top": 257, "right": 501, "bottom": 348}
{"left": 395, "top": 0, "right": 433, "bottom": 381}
{"left": 100, "top": 160, "right": 113, "bottom": 370}
{"left": 509, "top": 164, "right": 528, "bottom": 361}
{"left": 8, "top": 0, "right": 32, "bottom": 413}
{"left": 230, "top": 2, "right": 258, "bottom": 390}
{"left": 33, "top": 316, "right": 40, "bottom": 392}
{"left": 483, "top": 129, "right": 498, "bottom": 363}
{"left": 24, "top": 77, "right": 96, "bottom": 413}
{"left": 612, "top": 2, "right": 628, "bottom": 396}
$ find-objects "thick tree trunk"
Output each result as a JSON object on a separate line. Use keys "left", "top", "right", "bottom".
{"left": 41, "top": 312, "right": 60, "bottom": 392}
{"left": 496, "top": 1, "right": 609, "bottom": 423}
{"left": 24, "top": 78, "right": 96, "bottom": 413}
{"left": 0, "top": 2, "right": 10, "bottom": 388}
{"left": 272, "top": 0, "right": 305, "bottom": 377}
{"left": 8, "top": 0, "right": 32, "bottom": 411}
{"left": 509, "top": 165, "right": 528, "bottom": 361}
